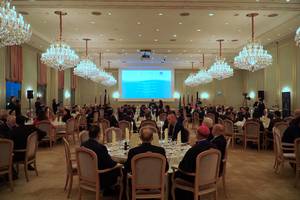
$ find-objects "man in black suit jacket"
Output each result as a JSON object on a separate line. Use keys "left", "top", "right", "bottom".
{"left": 210, "top": 124, "right": 227, "bottom": 176}
{"left": 167, "top": 112, "right": 188, "bottom": 143}
{"left": 81, "top": 125, "right": 121, "bottom": 190}
{"left": 124, "top": 127, "right": 169, "bottom": 173}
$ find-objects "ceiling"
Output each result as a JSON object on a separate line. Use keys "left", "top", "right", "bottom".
{"left": 13, "top": 0, "right": 300, "bottom": 68}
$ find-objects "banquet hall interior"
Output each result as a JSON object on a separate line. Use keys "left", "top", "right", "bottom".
{"left": 0, "top": 0, "right": 300, "bottom": 200}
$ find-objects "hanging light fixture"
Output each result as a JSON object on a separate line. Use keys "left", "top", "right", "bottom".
{"left": 234, "top": 13, "right": 272, "bottom": 72}
{"left": 184, "top": 58, "right": 212, "bottom": 87}
{"left": 295, "top": 27, "right": 300, "bottom": 47}
{"left": 41, "top": 11, "right": 79, "bottom": 71}
{"left": 184, "top": 62, "right": 198, "bottom": 87}
{"left": 208, "top": 39, "right": 234, "bottom": 80}
{"left": 0, "top": 0, "right": 32, "bottom": 47}
{"left": 74, "top": 38, "right": 99, "bottom": 79}
{"left": 90, "top": 52, "right": 109, "bottom": 83}
{"left": 101, "top": 61, "right": 117, "bottom": 86}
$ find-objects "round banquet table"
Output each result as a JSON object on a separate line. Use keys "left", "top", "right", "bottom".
{"left": 107, "top": 140, "right": 191, "bottom": 173}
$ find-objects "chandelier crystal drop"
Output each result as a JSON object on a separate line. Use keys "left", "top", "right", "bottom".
{"left": 208, "top": 39, "right": 233, "bottom": 80}
{"left": 0, "top": 0, "right": 32, "bottom": 47}
{"left": 295, "top": 27, "right": 300, "bottom": 47}
{"left": 234, "top": 13, "right": 272, "bottom": 72}
{"left": 184, "top": 59, "right": 212, "bottom": 87}
{"left": 100, "top": 61, "right": 117, "bottom": 86}
{"left": 41, "top": 11, "right": 79, "bottom": 71}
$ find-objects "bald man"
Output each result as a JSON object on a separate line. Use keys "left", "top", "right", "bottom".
{"left": 124, "top": 128, "right": 169, "bottom": 173}
{"left": 210, "top": 124, "right": 227, "bottom": 176}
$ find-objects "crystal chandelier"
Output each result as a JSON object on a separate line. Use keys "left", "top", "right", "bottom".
{"left": 74, "top": 39, "right": 99, "bottom": 79}
{"left": 295, "top": 27, "right": 300, "bottom": 47}
{"left": 234, "top": 13, "right": 272, "bottom": 72}
{"left": 208, "top": 39, "right": 233, "bottom": 80}
{"left": 0, "top": 0, "right": 32, "bottom": 47}
{"left": 184, "top": 60, "right": 212, "bottom": 87}
{"left": 184, "top": 62, "right": 198, "bottom": 87}
{"left": 41, "top": 11, "right": 79, "bottom": 71}
{"left": 101, "top": 61, "right": 117, "bottom": 86}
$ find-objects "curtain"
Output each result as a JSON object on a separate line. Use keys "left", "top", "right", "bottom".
{"left": 6, "top": 45, "right": 23, "bottom": 82}
{"left": 37, "top": 54, "right": 47, "bottom": 85}
{"left": 58, "top": 70, "right": 64, "bottom": 89}
{"left": 71, "top": 69, "right": 77, "bottom": 89}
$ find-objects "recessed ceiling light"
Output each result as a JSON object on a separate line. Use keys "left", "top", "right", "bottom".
{"left": 256, "top": 0, "right": 260, "bottom": 2}
{"left": 121, "top": 49, "right": 125, "bottom": 52}
{"left": 155, "top": 28, "right": 160, "bottom": 32}
{"left": 138, "top": 34, "right": 142, "bottom": 37}
{"left": 198, "top": 50, "right": 201, "bottom": 52}
{"left": 91, "top": 11, "right": 102, "bottom": 16}
{"left": 90, "top": 21, "right": 96, "bottom": 24}
{"left": 196, "top": 29, "right": 201, "bottom": 32}
{"left": 173, "top": 34, "right": 177, "bottom": 37}
{"left": 119, "top": 38, "right": 123, "bottom": 41}
{"left": 154, "top": 39, "right": 158, "bottom": 42}
{"left": 43, "top": 20, "right": 47, "bottom": 23}
{"left": 108, "top": 12, "right": 112, "bottom": 15}
{"left": 208, "top": 13, "right": 215, "bottom": 16}
{"left": 183, "top": 50, "right": 187, "bottom": 52}
{"left": 190, "top": 40, "right": 193, "bottom": 42}
{"left": 225, "top": 22, "right": 229, "bottom": 25}
{"left": 158, "top": 13, "right": 163, "bottom": 16}
{"left": 178, "top": 22, "right": 183, "bottom": 25}
{"left": 180, "top": 12, "right": 190, "bottom": 17}
{"left": 137, "top": 21, "right": 141, "bottom": 25}
{"left": 277, "top": 33, "right": 281, "bottom": 36}
{"left": 99, "top": 34, "right": 104, "bottom": 37}
{"left": 237, "top": 29, "right": 241, "bottom": 32}
{"left": 106, "top": 49, "right": 110, "bottom": 52}
{"left": 286, "top": 0, "right": 290, "bottom": 2}
{"left": 167, "top": 50, "right": 171, "bottom": 52}
{"left": 267, "top": 38, "right": 271, "bottom": 41}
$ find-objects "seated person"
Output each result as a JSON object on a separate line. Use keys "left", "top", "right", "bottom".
{"left": 0, "top": 115, "right": 17, "bottom": 139}
{"left": 202, "top": 117, "right": 214, "bottom": 140}
{"left": 209, "top": 124, "right": 227, "bottom": 176}
{"left": 176, "top": 125, "right": 214, "bottom": 183}
{"left": 81, "top": 125, "right": 121, "bottom": 190}
{"left": 33, "top": 110, "right": 49, "bottom": 125}
{"left": 282, "top": 109, "right": 300, "bottom": 144}
{"left": 268, "top": 110, "right": 283, "bottom": 132}
{"left": 124, "top": 127, "right": 169, "bottom": 173}
{"left": 104, "top": 107, "right": 119, "bottom": 127}
{"left": 167, "top": 112, "right": 188, "bottom": 143}
{"left": 62, "top": 108, "right": 72, "bottom": 123}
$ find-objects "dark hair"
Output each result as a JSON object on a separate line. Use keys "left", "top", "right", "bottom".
{"left": 88, "top": 125, "right": 100, "bottom": 139}
{"left": 274, "top": 111, "right": 281, "bottom": 118}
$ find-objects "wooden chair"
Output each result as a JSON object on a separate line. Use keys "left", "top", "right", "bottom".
{"left": 128, "top": 152, "right": 167, "bottom": 200}
{"left": 79, "top": 130, "right": 89, "bottom": 144}
{"left": 295, "top": 138, "right": 300, "bottom": 187}
{"left": 243, "top": 121, "right": 260, "bottom": 151}
{"left": 218, "top": 118, "right": 224, "bottom": 125}
{"left": 76, "top": 147, "right": 123, "bottom": 200}
{"left": 172, "top": 149, "right": 221, "bottom": 200}
{"left": 63, "top": 137, "right": 78, "bottom": 198}
{"left": 78, "top": 114, "right": 87, "bottom": 130}
{"left": 0, "top": 139, "right": 14, "bottom": 191}
{"left": 159, "top": 113, "right": 167, "bottom": 122}
{"left": 119, "top": 120, "right": 131, "bottom": 136}
{"left": 206, "top": 113, "right": 216, "bottom": 124}
{"left": 100, "top": 119, "right": 110, "bottom": 136}
{"left": 104, "top": 127, "right": 123, "bottom": 143}
{"left": 273, "top": 128, "right": 295, "bottom": 173}
{"left": 223, "top": 119, "right": 234, "bottom": 147}
{"left": 63, "top": 118, "right": 76, "bottom": 144}
{"left": 274, "top": 121, "right": 289, "bottom": 138}
{"left": 93, "top": 112, "right": 99, "bottom": 124}
{"left": 14, "top": 132, "right": 39, "bottom": 182}
{"left": 36, "top": 120, "right": 56, "bottom": 148}
{"left": 219, "top": 137, "right": 231, "bottom": 197}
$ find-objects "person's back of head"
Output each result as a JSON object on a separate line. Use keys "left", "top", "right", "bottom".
{"left": 145, "top": 111, "right": 152, "bottom": 120}
{"left": 212, "top": 124, "right": 225, "bottom": 137}
{"left": 140, "top": 128, "right": 153, "bottom": 143}
{"left": 202, "top": 117, "right": 213, "bottom": 129}
{"left": 88, "top": 125, "right": 100, "bottom": 139}
{"left": 196, "top": 125, "right": 210, "bottom": 140}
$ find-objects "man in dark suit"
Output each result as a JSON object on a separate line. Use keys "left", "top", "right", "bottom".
{"left": 282, "top": 109, "right": 300, "bottom": 145}
{"left": 81, "top": 125, "right": 121, "bottom": 190}
{"left": 124, "top": 127, "right": 169, "bottom": 173}
{"left": 210, "top": 124, "right": 227, "bottom": 176}
{"left": 167, "top": 112, "right": 188, "bottom": 143}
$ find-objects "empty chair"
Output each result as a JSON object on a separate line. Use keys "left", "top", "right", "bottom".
{"left": 79, "top": 130, "right": 89, "bottom": 144}
{"left": 14, "top": 132, "right": 39, "bottom": 182}
{"left": 243, "top": 121, "right": 260, "bottom": 151}
{"left": 104, "top": 127, "right": 123, "bottom": 143}
{"left": 0, "top": 139, "right": 14, "bottom": 191}
{"left": 128, "top": 152, "right": 166, "bottom": 200}
{"left": 36, "top": 120, "right": 56, "bottom": 148}
{"left": 63, "top": 138, "right": 78, "bottom": 198}
{"left": 172, "top": 149, "right": 221, "bottom": 200}
{"left": 76, "top": 147, "right": 123, "bottom": 200}
{"left": 119, "top": 120, "right": 131, "bottom": 136}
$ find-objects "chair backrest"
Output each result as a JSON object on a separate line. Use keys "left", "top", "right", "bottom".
{"left": 131, "top": 152, "right": 166, "bottom": 192}
{"left": 295, "top": 138, "right": 300, "bottom": 164}
{"left": 66, "top": 118, "right": 75, "bottom": 134}
{"left": 79, "top": 130, "right": 89, "bottom": 144}
{"left": 159, "top": 113, "right": 167, "bottom": 122}
{"left": 99, "top": 109, "right": 105, "bottom": 119}
{"left": 76, "top": 147, "right": 99, "bottom": 188}
{"left": 195, "top": 149, "right": 221, "bottom": 187}
{"left": 0, "top": 139, "right": 13, "bottom": 171}
{"left": 119, "top": 120, "right": 131, "bottom": 135}
{"left": 206, "top": 113, "right": 216, "bottom": 124}
{"left": 223, "top": 119, "right": 234, "bottom": 136}
{"left": 130, "top": 134, "right": 141, "bottom": 148}
{"left": 140, "top": 120, "right": 157, "bottom": 128}
{"left": 26, "top": 132, "right": 38, "bottom": 162}
{"left": 273, "top": 127, "right": 283, "bottom": 158}
{"left": 63, "top": 137, "right": 73, "bottom": 174}
{"left": 104, "top": 127, "right": 123, "bottom": 143}
{"left": 274, "top": 121, "right": 289, "bottom": 138}
{"left": 79, "top": 114, "right": 87, "bottom": 126}
{"left": 221, "top": 137, "right": 231, "bottom": 177}
{"left": 218, "top": 118, "right": 224, "bottom": 125}
{"left": 36, "top": 120, "right": 54, "bottom": 137}
{"left": 100, "top": 119, "right": 110, "bottom": 133}
{"left": 244, "top": 121, "right": 260, "bottom": 138}
{"left": 93, "top": 112, "right": 99, "bottom": 123}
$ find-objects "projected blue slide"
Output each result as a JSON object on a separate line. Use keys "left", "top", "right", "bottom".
{"left": 121, "top": 69, "right": 172, "bottom": 99}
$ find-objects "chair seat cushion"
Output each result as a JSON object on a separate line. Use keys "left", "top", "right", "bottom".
{"left": 283, "top": 153, "right": 295, "bottom": 159}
